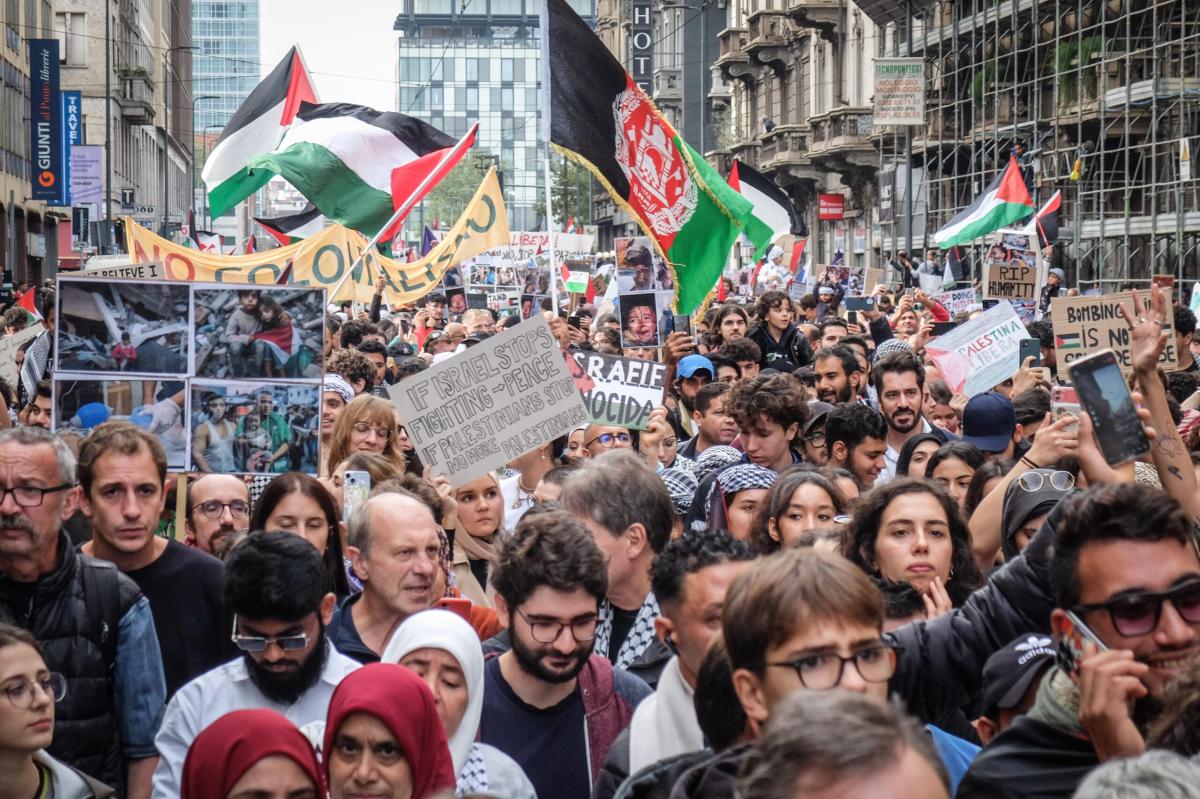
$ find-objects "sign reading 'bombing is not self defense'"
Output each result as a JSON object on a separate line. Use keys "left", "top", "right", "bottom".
{"left": 1050, "top": 292, "right": 1178, "bottom": 381}
{"left": 566, "top": 350, "right": 666, "bottom": 430}
{"left": 390, "top": 316, "right": 589, "bottom": 485}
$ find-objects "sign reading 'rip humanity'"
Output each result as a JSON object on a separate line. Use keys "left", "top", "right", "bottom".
{"left": 1050, "top": 291, "right": 1178, "bottom": 381}
{"left": 390, "top": 316, "right": 589, "bottom": 485}
{"left": 984, "top": 262, "right": 1038, "bottom": 301}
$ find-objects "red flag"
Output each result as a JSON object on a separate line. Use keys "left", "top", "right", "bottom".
{"left": 789, "top": 239, "right": 807, "bottom": 274}
{"left": 717, "top": 273, "right": 727, "bottom": 302}
{"left": 244, "top": 235, "right": 256, "bottom": 254}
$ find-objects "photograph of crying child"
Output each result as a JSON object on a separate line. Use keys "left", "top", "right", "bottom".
{"left": 193, "top": 287, "right": 326, "bottom": 380}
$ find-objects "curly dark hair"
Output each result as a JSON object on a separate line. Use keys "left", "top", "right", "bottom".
{"left": 841, "top": 477, "right": 985, "bottom": 607}
{"left": 726, "top": 373, "right": 808, "bottom": 433}
{"left": 328, "top": 348, "right": 376, "bottom": 392}
{"left": 754, "top": 290, "right": 792, "bottom": 323}
{"left": 651, "top": 529, "right": 756, "bottom": 608}
{"left": 492, "top": 507, "right": 608, "bottom": 610}
{"left": 717, "top": 337, "right": 762, "bottom": 366}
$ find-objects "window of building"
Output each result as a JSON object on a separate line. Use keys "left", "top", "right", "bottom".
{"left": 492, "top": 0, "right": 521, "bottom": 14}
{"left": 465, "top": 57, "right": 478, "bottom": 81}
{"left": 501, "top": 58, "right": 513, "bottom": 82}
{"left": 54, "top": 12, "right": 86, "bottom": 65}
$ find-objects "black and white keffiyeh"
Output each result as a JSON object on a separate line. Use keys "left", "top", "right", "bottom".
{"left": 715, "top": 463, "right": 777, "bottom": 497}
{"left": 694, "top": 445, "right": 742, "bottom": 480}
{"left": 595, "top": 592, "right": 660, "bottom": 669}
{"left": 456, "top": 745, "right": 488, "bottom": 796}
{"left": 659, "top": 467, "right": 699, "bottom": 516}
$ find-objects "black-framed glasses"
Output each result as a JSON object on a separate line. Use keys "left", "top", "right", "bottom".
{"left": 352, "top": 421, "right": 392, "bottom": 440}
{"left": 804, "top": 431, "right": 827, "bottom": 446}
{"left": 0, "top": 484, "right": 74, "bottom": 508}
{"left": 586, "top": 432, "right": 631, "bottom": 449}
{"left": 3, "top": 673, "right": 66, "bottom": 708}
{"left": 190, "top": 500, "right": 250, "bottom": 520}
{"left": 1017, "top": 471, "right": 1074, "bottom": 493}
{"left": 1075, "top": 577, "right": 1200, "bottom": 638}
{"left": 765, "top": 643, "right": 898, "bottom": 691}
{"left": 230, "top": 615, "right": 311, "bottom": 653}
{"left": 516, "top": 609, "right": 598, "bottom": 644}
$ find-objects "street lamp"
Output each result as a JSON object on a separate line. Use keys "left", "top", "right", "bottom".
{"left": 189, "top": 95, "right": 219, "bottom": 225}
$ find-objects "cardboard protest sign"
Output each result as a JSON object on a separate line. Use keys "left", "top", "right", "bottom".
{"left": 932, "top": 288, "right": 976, "bottom": 317}
{"left": 565, "top": 350, "right": 666, "bottom": 430}
{"left": 1050, "top": 292, "right": 1177, "bottom": 381}
{"left": 390, "top": 316, "right": 589, "bottom": 485}
{"left": 79, "top": 261, "right": 166, "bottom": 280}
{"left": 925, "top": 302, "right": 1027, "bottom": 396}
{"left": 0, "top": 324, "right": 44, "bottom": 389}
{"left": 984, "top": 262, "right": 1037, "bottom": 301}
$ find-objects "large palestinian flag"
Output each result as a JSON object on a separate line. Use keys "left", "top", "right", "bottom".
{"left": 203, "top": 46, "right": 317, "bottom": 218}
{"left": 728, "top": 159, "right": 801, "bottom": 259}
{"left": 541, "top": 0, "right": 752, "bottom": 314}
{"left": 934, "top": 157, "right": 1034, "bottom": 249}
{"left": 255, "top": 203, "right": 327, "bottom": 245}
{"left": 246, "top": 104, "right": 472, "bottom": 237}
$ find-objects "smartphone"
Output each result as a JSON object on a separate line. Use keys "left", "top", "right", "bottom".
{"left": 1019, "top": 338, "right": 1042, "bottom": 367}
{"left": 982, "top": 299, "right": 1001, "bottom": 310}
{"left": 436, "top": 597, "right": 473, "bottom": 623}
{"left": 1057, "top": 609, "right": 1108, "bottom": 676}
{"left": 567, "top": 315, "right": 582, "bottom": 330}
{"left": 1068, "top": 348, "right": 1152, "bottom": 466}
{"left": 844, "top": 297, "right": 875, "bottom": 312}
{"left": 343, "top": 470, "right": 371, "bottom": 522}
{"left": 672, "top": 314, "right": 692, "bottom": 335}
{"left": 1051, "top": 386, "right": 1081, "bottom": 433}
{"left": 846, "top": 310, "right": 859, "bottom": 326}
{"left": 931, "top": 321, "right": 957, "bottom": 337}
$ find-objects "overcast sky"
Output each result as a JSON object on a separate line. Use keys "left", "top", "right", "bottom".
{"left": 260, "top": 0, "right": 399, "bottom": 112}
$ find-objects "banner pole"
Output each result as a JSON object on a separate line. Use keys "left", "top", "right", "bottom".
{"left": 544, "top": 156, "right": 560, "bottom": 316}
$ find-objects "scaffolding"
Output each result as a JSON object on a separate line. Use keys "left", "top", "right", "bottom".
{"left": 881, "top": 0, "right": 1200, "bottom": 288}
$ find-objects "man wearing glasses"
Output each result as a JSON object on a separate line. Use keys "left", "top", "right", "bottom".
{"left": 152, "top": 531, "right": 360, "bottom": 797}
{"left": 183, "top": 473, "right": 251, "bottom": 556}
{"left": 582, "top": 423, "right": 634, "bottom": 458}
{"left": 480, "top": 508, "right": 651, "bottom": 799}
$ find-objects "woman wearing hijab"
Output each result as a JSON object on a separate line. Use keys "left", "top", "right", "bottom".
{"left": 383, "top": 609, "right": 536, "bottom": 798}
{"left": 323, "top": 663, "right": 457, "bottom": 799}
{"left": 182, "top": 709, "right": 322, "bottom": 799}
{"left": 999, "top": 468, "right": 1074, "bottom": 560}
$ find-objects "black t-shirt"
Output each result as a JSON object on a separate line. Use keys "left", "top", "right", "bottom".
{"left": 608, "top": 604, "right": 640, "bottom": 660}
{"left": 125, "top": 539, "right": 234, "bottom": 697}
{"left": 479, "top": 656, "right": 590, "bottom": 798}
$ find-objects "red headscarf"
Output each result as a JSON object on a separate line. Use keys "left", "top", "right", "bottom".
{"left": 323, "top": 663, "right": 457, "bottom": 798}
{"left": 182, "top": 709, "right": 323, "bottom": 799}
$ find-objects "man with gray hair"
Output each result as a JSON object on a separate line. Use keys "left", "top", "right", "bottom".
{"left": 739, "top": 691, "right": 950, "bottom": 799}
{"left": 560, "top": 450, "right": 674, "bottom": 684}
{"left": 0, "top": 426, "right": 166, "bottom": 797}
{"left": 328, "top": 490, "right": 441, "bottom": 663}
{"left": 1073, "top": 750, "right": 1200, "bottom": 799}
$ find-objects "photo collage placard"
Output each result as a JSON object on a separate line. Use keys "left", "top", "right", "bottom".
{"left": 614, "top": 236, "right": 674, "bottom": 351}
{"left": 53, "top": 276, "right": 325, "bottom": 475}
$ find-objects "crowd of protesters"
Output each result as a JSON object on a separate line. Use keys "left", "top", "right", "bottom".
{"left": 1, "top": 272, "right": 1200, "bottom": 799}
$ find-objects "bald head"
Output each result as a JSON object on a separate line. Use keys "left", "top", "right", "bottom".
{"left": 348, "top": 490, "right": 435, "bottom": 557}
{"left": 347, "top": 491, "right": 440, "bottom": 617}
{"left": 186, "top": 473, "right": 251, "bottom": 555}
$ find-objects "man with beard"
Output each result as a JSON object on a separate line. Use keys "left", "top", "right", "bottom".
{"left": 151, "top": 531, "right": 360, "bottom": 797}
{"left": 678, "top": 382, "right": 738, "bottom": 459}
{"left": 183, "top": 473, "right": 250, "bottom": 556}
{"left": 480, "top": 507, "right": 652, "bottom": 798}
{"left": 813, "top": 345, "right": 865, "bottom": 405}
{"left": 959, "top": 484, "right": 1200, "bottom": 797}
{"left": 826, "top": 403, "right": 888, "bottom": 489}
{"left": 875, "top": 351, "right": 952, "bottom": 482}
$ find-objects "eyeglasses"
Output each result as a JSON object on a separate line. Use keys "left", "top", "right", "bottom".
{"left": 1017, "top": 471, "right": 1074, "bottom": 493}
{"left": 517, "top": 609, "right": 599, "bottom": 644}
{"left": 190, "top": 499, "right": 250, "bottom": 520}
{"left": 586, "top": 432, "right": 632, "bottom": 449}
{"left": 0, "top": 484, "right": 74, "bottom": 508}
{"left": 765, "top": 643, "right": 898, "bottom": 691}
{"left": 1075, "top": 577, "right": 1200, "bottom": 638}
{"left": 230, "top": 615, "right": 312, "bottom": 653}
{"left": 804, "top": 431, "right": 826, "bottom": 446}
{"left": 3, "top": 673, "right": 65, "bottom": 708}
{"left": 352, "top": 421, "right": 392, "bottom": 440}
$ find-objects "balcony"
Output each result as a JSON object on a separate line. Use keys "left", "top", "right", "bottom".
{"left": 808, "top": 107, "right": 877, "bottom": 171}
{"left": 716, "top": 27, "right": 757, "bottom": 84}
{"left": 746, "top": 10, "right": 790, "bottom": 72}
{"left": 786, "top": 0, "right": 839, "bottom": 42}
{"left": 653, "top": 67, "right": 682, "bottom": 102}
{"left": 729, "top": 139, "right": 762, "bottom": 170}
{"left": 116, "top": 66, "right": 155, "bottom": 125}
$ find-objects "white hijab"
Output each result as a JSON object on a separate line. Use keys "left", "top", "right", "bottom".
{"left": 381, "top": 609, "right": 484, "bottom": 774}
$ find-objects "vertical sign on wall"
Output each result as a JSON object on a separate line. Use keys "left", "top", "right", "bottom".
{"left": 29, "top": 40, "right": 65, "bottom": 205}
{"left": 61, "top": 90, "right": 82, "bottom": 207}
{"left": 630, "top": 1, "right": 653, "bottom": 94}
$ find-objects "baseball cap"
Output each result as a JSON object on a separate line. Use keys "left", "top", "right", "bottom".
{"left": 961, "top": 391, "right": 1017, "bottom": 452}
{"left": 982, "top": 634, "right": 1055, "bottom": 714}
{"left": 803, "top": 400, "right": 834, "bottom": 438}
{"left": 677, "top": 354, "right": 715, "bottom": 380}
{"left": 463, "top": 331, "right": 492, "bottom": 347}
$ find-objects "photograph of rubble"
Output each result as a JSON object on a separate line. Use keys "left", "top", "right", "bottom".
{"left": 55, "top": 278, "right": 190, "bottom": 377}
{"left": 193, "top": 287, "right": 325, "bottom": 381}
{"left": 53, "top": 377, "right": 188, "bottom": 470}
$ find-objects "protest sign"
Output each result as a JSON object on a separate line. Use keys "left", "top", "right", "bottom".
{"left": 984, "top": 261, "right": 1037, "bottom": 301}
{"left": 390, "top": 316, "right": 589, "bottom": 485}
{"left": 1050, "top": 291, "right": 1178, "bottom": 381}
{"left": 0, "top": 324, "right": 44, "bottom": 388}
{"left": 79, "top": 261, "right": 166, "bottom": 280}
{"left": 925, "top": 301, "right": 1027, "bottom": 396}
{"left": 565, "top": 350, "right": 666, "bottom": 430}
{"left": 931, "top": 288, "right": 976, "bottom": 317}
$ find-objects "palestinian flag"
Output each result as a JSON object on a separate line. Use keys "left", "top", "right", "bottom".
{"left": 17, "top": 290, "right": 42, "bottom": 322}
{"left": 1024, "top": 190, "right": 1062, "bottom": 248}
{"left": 934, "top": 158, "right": 1034, "bottom": 249}
{"left": 251, "top": 319, "right": 304, "bottom": 367}
{"left": 542, "top": 0, "right": 752, "bottom": 314}
{"left": 1055, "top": 332, "right": 1081, "bottom": 351}
{"left": 203, "top": 46, "right": 317, "bottom": 218}
{"left": 246, "top": 103, "right": 471, "bottom": 237}
{"left": 255, "top": 203, "right": 327, "bottom": 245}
{"left": 728, "top": 159, "right": 800, "bottom": 258}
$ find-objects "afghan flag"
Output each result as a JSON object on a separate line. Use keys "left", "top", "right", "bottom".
{"left": 728, "top": 159, "right": 800, "bottom": 259}
{"left": 542, "top": 0, "right": 752, "bottom": 314}
{"left": 255, "top": 203, "right": 328, "bottom": 245}
{"left": 934, "top": 157, "right": 1034, "bottom": 249}
{"left": 203, "top": 46, "right": 317, "bottom": 219}
{"left": 245, "top": 103, "right": 472, "bottom": 238}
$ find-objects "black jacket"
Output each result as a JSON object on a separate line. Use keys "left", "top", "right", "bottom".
{"left": 0, "top": 533, "right": 141, "bottom": 792}
{"left": 666, "top": 743, "right": 749, "bottom": 799}
{"left": 594, "top": 731, "right": 711, "bottom": 799}
{"left": 326, "top": 593, "right": 380, "bottom": 664}
{"left": 956, "top": 716, "right": 1099, "bottom": 799}
{"left": 747, "top": 323, "right": 813, "bottom": 371}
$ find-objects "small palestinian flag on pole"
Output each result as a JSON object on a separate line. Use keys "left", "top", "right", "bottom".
{"left": 727, "top": 158, "right": 800, "bottom": 259}
{"left": 203, "top": 46, "right": 317, "bottom": 218}
{"left": 255, "top": 203, "right": 328, "bottom": 245}
{"left": 934, "top": 157, "right": 1034, "bottom": 250}
{"left": 542, "top": 0, "right": 752, "bottom": 314}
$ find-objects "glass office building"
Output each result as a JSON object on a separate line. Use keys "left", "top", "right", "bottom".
{"left": 192, "top": 1, "right": 260, "bottom": 134}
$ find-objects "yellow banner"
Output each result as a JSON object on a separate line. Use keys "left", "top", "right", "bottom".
{"left": 121, "top": 166, "right": 509, "bottom": 304}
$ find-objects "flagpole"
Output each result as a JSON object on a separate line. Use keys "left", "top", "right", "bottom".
{"left": 544, "top": 156, "right": 560, "bottom": 316}
{"left": 328, "top": 124, "right": 478, "bottom": 303}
